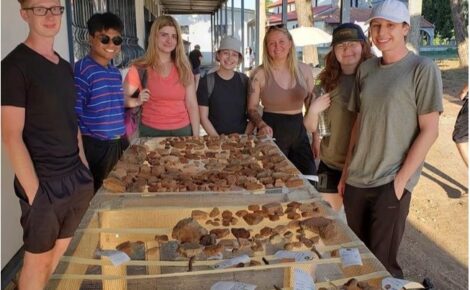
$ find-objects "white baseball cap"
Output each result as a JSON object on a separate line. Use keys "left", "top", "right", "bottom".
{"left": 367, "top": 0, "right": 410, "bottom": 25}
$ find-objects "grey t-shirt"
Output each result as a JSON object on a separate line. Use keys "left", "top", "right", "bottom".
{"left": 347, "top": 52, "right": 443, "bottom": 191}
{"left": 319, "top": 74, "right": 356, "bottom": 170}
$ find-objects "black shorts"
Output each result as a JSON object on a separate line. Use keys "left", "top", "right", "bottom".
{"left": 316, "top": 161, "right": 342, "bottom": 193}
{"left": 453, "top": 98, "right": 468, "bottom": 143}
{"left": 14, "top": 163, "right": 93, "bottom": 253}
{"left": 192, "top": 67, "right": 201, "bottom": 75}
{"left": 83, "top": 135, "right": 129, "bottom": 192}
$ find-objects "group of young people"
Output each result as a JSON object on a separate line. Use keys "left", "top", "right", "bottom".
{"left": 2, "top": 0, "right": 444, "bottom": 288}
{"left": 311, "top": 0, "right": 442, "bottom": 279}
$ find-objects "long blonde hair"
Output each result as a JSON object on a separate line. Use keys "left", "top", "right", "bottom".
{"left": 262, "top": 26, "right": 306, "bottom": 90}
{"left": 132, "top": 15, "right": 192, "bottom": 86}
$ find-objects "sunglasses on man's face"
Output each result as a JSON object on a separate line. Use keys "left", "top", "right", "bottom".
{"left": 97, "top": 35, "right": 123, "bottom": 46}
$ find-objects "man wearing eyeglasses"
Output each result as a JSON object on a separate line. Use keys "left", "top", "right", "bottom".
{"left": 1, "top": 0, "right": 94, "bottom": 288}
{"left": 74, "top": 12, "right": 129, "bottom": 193}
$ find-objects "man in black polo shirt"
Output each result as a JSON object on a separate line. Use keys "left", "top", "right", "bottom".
{"left": 189, "top": 44, "right": 203, "bottom": 89}
{"left": 1, "top": 0, "right": 93, "bottom": 288}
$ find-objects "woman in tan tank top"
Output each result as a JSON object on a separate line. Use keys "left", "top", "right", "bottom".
{"left": 247, "top": 25, "right": 316, "bottom": 176}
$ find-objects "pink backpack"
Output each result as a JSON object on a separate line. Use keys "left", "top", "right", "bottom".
{"left": 124, "top": 67, "right": 147, "bottom": 142}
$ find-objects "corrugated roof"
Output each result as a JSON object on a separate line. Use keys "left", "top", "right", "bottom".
{"left": 159, "top": 0, "right": 225, "bottom": 14}
{"left": 269, "top": 11, "right": 298, "bottom": 23}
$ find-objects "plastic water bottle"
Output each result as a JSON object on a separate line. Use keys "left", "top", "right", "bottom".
{"left": 318, "top": 112, "right": 331, "bottom": 137}
{"left": 317, "top": 87, "right": 331, "bottom": 137}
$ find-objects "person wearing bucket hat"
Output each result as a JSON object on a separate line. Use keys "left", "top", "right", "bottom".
{"left": 304, "top": 23, "right": 372, "bottom": 212}
{"left": 339, "top": 0, "right": 443, "bottom": 278}
{"left": 197, "top": 36, "right": 251, "bottom": 136}
{"left": 248, "top": 25, "right": 316, "bottom": 177}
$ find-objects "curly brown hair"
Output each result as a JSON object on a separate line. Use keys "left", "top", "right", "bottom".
{"left": 317, "top": 41, "right": 373, "bottom": 93}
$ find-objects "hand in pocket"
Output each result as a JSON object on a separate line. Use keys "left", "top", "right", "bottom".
{"left": 26, "top": 183, "right": 41, "bottom": 206}
{"left": 393, "top": 178, "right": 406, "bottom": 201}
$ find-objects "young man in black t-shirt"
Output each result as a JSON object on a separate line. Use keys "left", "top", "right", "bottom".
{"left": 1, "top": 0, "right": 93, "bottom": 288}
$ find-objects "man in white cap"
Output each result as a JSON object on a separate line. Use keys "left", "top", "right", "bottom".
{"left": 339, "top": 0, "right": 443, "bottom": 278}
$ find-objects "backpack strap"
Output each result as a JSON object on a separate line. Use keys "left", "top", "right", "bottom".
{"left": 136, "top": 66, "right": 148, "bottom": 89}
{"left": 206, "top": 71, "right": 248, "bottom": 100}
{"left": 206, "top": 72, "right": 215, "bottom": 99}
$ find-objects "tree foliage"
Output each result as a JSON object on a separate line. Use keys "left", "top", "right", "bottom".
{"left": 423, "top": 0, "right": 454, "bottom": 40}
{"left": 423, "top": 0, "right": 468, "bottom": 40}
{"left": 449, "top": 0, "right": 468, "bottom": 66}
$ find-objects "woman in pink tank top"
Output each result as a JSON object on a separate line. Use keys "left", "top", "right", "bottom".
{"left": 247, "top": 25, "right": 316, "bottom": 176}
{"left": 123, "top": 16, "right": 200, "bottom": 137}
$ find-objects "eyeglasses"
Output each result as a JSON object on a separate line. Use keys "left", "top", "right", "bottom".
{"left": 98, "top": 35, "right": 123, "bottom": 46}
{"left": 22, "top": 6, "right": 64, "bottom": 16}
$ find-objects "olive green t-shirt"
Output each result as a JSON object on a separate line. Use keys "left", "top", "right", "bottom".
{"left": 347, "top": 52, "right": 443, "bottom": 191}
{"left": 320, "top": 74, "right": 356, "bottom": 170}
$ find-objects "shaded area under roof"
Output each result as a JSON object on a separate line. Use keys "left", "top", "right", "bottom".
{"left": 159, "top": 0, "right": 226, "bottom": 14}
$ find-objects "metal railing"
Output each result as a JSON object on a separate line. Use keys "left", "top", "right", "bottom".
{"left": 68, "top": 0, "right": 144, "bottom": 68}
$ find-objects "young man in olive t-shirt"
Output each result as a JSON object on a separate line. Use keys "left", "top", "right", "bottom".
{"left": 1, "top": 0, "right": 93, "bottom": 288}
{"left": 338, "top": 0, "right": 443, "bottom": 278}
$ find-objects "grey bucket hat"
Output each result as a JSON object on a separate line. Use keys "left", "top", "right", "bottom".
{"left": 217, "top": 36, "right": 242, "bottom": 56}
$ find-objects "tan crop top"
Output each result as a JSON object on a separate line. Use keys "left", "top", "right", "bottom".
{"left": 260, "top": 74, "right": 308, "bottom": 112}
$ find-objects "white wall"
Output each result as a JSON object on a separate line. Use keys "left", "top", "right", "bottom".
{"left": 174, "top": 8, "right": 255, "bottom": 65}
{"left": 1, "top": 0, "right": 71, "bottom": 269}
{"left": 135, "top": 0, "right": 145, "bottom": 48}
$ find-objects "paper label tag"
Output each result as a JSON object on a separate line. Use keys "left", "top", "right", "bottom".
{"left": 258, "top": 136, "right": 276, "bottom": 142}
{"left": 275, "top": 250, "right": 315, "bottom": 262}
{"left": 211, "top": 281, "right": 257, "bottom": 290}
{"left": 265, "top": 187, "right": 289, "bottom": 194}
{"left": 96, "top": 250, "right": 130, "bottom": 266}
{"left": 207, "top": 252, "right": 224, "bottom": 260}
{"left": 382, "top": 278, "right": 425, "bottom": 290}
{"left": 301, "top": 174, "right": 319, "bottom": 182}
{"left": 339, "top": 248, "right": 362, "bottom": 267}
{"left": 294, "top": 268, "right": 316, "bottom": 290}
{"left": 212, "top": 254, "right": 250, "bottom": 269}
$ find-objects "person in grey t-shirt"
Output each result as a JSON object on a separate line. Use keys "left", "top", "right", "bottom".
{"left": 338, "top": 0, "right": 443, "bottom": 278}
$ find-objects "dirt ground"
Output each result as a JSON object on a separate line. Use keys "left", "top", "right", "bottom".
{"left": 398, "top": 59, "right": 468, "bottom": 289}
{"left": 3, "top": 60, "right": 467, "bottom": 290}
